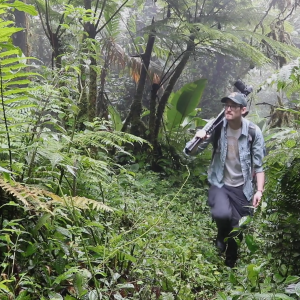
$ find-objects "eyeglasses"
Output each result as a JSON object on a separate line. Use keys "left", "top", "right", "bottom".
{"left": 223, "top": 104, "right": 242, "bottom": 110}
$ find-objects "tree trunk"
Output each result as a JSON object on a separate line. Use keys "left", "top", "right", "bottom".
{"left": 50, "top": 32, "right": 62, "bottom": 69}
{"left": 12, "top": 8, "right": 28, "bottom": 56}
{"left": 84, "top": 0, "right": 98, "bottom": 121}
{"left": 121, "top": 20, "right": 156, "bottom": 136}
{"left": 77, "top": 43, "right": 88, "bottom": 129}
{"left": 148, "top": 83, "right": 160, "bottom": 142}
{"left": 151, "top": 36, "right": 195, "bottom": 166}
{"left": 96, "top": 44, "right": 111, "bottom": 120}
{"left": 88, "top": 55, "right": 97, "bottom": 121}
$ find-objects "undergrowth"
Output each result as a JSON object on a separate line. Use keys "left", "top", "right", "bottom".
{"left": 1, "top": 165, "right": 299, "bottom": 300}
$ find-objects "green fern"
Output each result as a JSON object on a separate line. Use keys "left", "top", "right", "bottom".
{"left": 73, "top": 130, "right": 149, "bottom": 153}
{"left": 265, "top": 58, "right": 300, "bottom": 96}
{"left": 0, "top": 1, "right": 39, "bottom": 172}
{"left": 0, "top": 177, "right": 113, "bottom": 212}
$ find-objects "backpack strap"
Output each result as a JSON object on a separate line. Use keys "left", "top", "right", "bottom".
{"left": 212, "top": 121, "right": 223, "bottom": 159}
{"left": 248, "top": 121, "right": 256, "bottom": 154}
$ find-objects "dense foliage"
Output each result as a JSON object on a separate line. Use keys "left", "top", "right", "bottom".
{"left": 1, "top": 0, "right": 300, "bottom": 299}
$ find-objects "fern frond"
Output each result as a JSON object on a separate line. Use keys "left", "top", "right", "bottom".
{"left": 247, "top": 31, "right": 300, "bottom": 60}
{"left": 0, "top": 178, "right": 43, "bottom": 209}
{"left": 0, "top": 177, "right": 113, "bottom": 213}
{"left": 265, "top": 58, "right": 300, "bottom": 95}
{"left": 163, "top": 22, "right": 270, "bottom": 66}
{"left": 73, "top": 130, "right": 150, "bottom": 152}
{"left": 46, "top": 193, "right": 113, "bottom": 212}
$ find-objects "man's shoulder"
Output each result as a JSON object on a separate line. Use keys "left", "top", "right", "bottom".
{"left": 243, "top": 119, "right": 263, "bottom": 136}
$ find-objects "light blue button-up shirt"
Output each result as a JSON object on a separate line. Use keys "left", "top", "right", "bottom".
{"left": 184, "top": 117, "right": 265, "bottom": 201}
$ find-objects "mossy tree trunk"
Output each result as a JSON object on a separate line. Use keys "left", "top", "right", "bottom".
{"left": 83, "top": 0, "right": 98, "bottom": 122}
{"left": 96, "top": 43, "right": 111, "bottom": 120}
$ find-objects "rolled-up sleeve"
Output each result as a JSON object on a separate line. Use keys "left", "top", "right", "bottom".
{"left": 252, "top": 126, "right": 265, "bottom": 173}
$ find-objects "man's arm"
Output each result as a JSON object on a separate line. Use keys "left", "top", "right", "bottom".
{"left": 252, "top": 125, "right": 266, "bottom": 208}
{"left": 183, "top": 129, "right": 212, "bottom": 156}
{"left": 253, "top": 171, "right": 265, "bottom": 208}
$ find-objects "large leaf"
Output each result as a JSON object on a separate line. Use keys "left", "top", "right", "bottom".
{"left": 108, "top": 106, "right": 122, "bottom": 131}
{"left": 8, "top": 1, "right": 38, "bottom": 16}
{"left": 166, "top": 79, "right": 207, "bottom": 132}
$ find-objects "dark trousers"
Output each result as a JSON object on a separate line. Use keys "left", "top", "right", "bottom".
{"left": 208, "top": 184, "right": 250, "bottom": 259}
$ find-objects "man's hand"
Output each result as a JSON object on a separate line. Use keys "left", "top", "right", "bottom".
{"left": 252, "top": 191, "right": 263, "bottom": 208}
{"left": 195, "top": 129, "right": 209, "bottom": 140}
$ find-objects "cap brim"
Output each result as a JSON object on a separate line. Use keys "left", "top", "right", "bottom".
{"left": 221, "top": 96, "right": 246, "bottom": 107}
{"left": 221, "top": 96, "right": 238, "bottom": 104}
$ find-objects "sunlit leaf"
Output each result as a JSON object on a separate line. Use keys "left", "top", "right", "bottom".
{"left": 9, "top": 1, "right": 38, "bottom": 16}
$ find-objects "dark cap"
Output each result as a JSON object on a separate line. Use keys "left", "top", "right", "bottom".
{"left": 221, "top": 92, "right": 247, "bottom": 107}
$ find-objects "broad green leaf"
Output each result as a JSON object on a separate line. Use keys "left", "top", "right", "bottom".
{"left": 53, "top": 266, "right": 78, "bottom": 284}
{"left": 16, "top": 291, "right": 31, "bottom": 300}
{"left": 247, "top": 264, "right": 259, "bottom": 287}
{"left": 23, "top": 243, "right": 38, "bottom": 257}
{"left": 74, "top": 270, "right": 90, "bottom": 297}
{"left": 193, "top": 117, "right": 208, "bottom": 127}
{"left": 285, "top": 139, "right": 296, "bottom": 148}
{"left": 108, "top": 106, "right": 122, "bottom": 131}
{"left": 229, "top": 272, "right": 238, "bottom": 285}
{"left": 33, "top": 213, "right": 52, "bottom": 234}
{"left": 280, "top": 264, "right": 288, "bottom": 276}
{"left": 65, "top": 296, "right": 76, "bottom": 300}
{"left": 176, "top": 79, "right": 207, "bottom": 115}
{"left": 239, "top": 215, "right": 252, "bottom": 227}
{"left": 216, "top": 292, "right": 228, "bottom": 300}
{"left": 245, "top": 235, "right": 259, "bottom": 253}
{"left": 274, "top": 273, "right": 285, "bottom": 284}
{"left": 166, "top": 79, "right": 207, "bottom": 132}
{"left": 141, "top": 109, "right": 150, "bottom": 117}
{"left": 0, "top": 281, "right": 10, "bottom": 292}
{"left": 284, "top": 276, "right": 300, "bottom": 284}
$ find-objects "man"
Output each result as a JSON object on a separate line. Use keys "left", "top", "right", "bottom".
{"left": 184, "top": 92, "right": 265, "bottom": 267}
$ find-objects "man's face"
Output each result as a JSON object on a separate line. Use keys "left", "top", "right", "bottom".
{"left": 224, "top": 99, "right": 247, "bottom": 121}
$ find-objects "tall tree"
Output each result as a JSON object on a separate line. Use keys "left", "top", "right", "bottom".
{"left": 12, "top": 2, "right": 29, "bottom": 55}
{"left": 34, "top": 0, "right": 74, "bottom": 69}
{"left": 81, "top": 0, "right": 131, "bottom": 121}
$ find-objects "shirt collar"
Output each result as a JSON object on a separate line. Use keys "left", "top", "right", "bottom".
{"left": 223, "top": 117, "right": 248, "bottom": 136}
